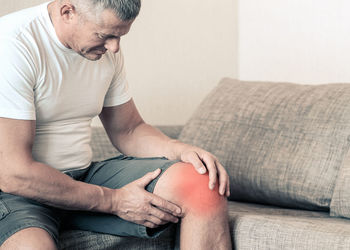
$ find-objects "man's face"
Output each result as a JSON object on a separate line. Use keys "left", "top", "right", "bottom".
{"left": 68, "top": 9, "right": 134, "bottom": 61}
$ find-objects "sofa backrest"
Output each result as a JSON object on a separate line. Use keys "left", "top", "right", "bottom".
{"left": 179, "top": 78, "right": 350, "bottom": 214}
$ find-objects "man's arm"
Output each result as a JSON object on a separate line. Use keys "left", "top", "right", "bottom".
{"left": 0, "top": 118, "right": 114, "bottom": 212}
{"left": 0, "top": 118, "right": 181, "bottom": 228}
{"left": 99, "top": 99, "right": 230, "bottom": 197}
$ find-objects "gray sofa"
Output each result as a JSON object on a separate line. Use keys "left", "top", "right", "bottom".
{"left": 59, "top": 78, "right": 350, "bottom": 249}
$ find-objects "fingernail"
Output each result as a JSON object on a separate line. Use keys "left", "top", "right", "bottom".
{"left": 198, "top": 167, "right": 206, "bottom": 174}
{"left": 176, "top": 208, "right": 181, "bottom": 214}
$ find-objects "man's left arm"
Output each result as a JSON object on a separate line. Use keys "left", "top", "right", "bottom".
{"left": 99, "top": 99, "right": 230, "bottom": 197}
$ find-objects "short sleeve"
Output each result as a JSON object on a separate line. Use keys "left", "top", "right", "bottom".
{"left": 103, "top": 50, "right": 132, "bottom": 107}
{"left": 0, "top": 38, "right": 36, "bottom": 120}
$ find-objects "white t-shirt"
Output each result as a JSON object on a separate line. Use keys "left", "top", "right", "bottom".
{"left": 0, "top": 2, "right": 132, "bottom": 172}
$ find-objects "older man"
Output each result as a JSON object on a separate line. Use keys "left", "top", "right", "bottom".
{"left": 0, "top": 0, "right": 231, "bottom": 249}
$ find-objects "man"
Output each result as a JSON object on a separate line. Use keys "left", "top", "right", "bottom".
{"left": 0, "top": 0, "right": 232, "bottom": 249}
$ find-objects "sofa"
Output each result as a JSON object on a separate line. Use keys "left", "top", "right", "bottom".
{"left": 59, "top": 78, "right": 350, "bottom": 249}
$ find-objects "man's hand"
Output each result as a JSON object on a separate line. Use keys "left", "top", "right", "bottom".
{"left": 99, "top": 101, "right": 230, "bottom": 198}
{"left": 178, "top": 145, "right": 230, "bottom": 197}
{"left": 113, "top": 168, "right": 182, "bottom": 228}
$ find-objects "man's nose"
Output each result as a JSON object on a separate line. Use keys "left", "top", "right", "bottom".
{"left": 104, "top": 38, "right": 120, "bottom": 53}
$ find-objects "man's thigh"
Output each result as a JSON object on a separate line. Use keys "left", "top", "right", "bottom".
{"left": 62, "top": 155, "right": 179, "bottom": 238}
{"left": 0, "top": 192, "right": 61, "bottom": 246}
{"left": 83, "top": 155, "right": 178, "bottom": 191}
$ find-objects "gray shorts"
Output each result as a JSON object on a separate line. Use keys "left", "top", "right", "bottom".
{"left": 0, "top": 155, "right": 179, "bottom": 246}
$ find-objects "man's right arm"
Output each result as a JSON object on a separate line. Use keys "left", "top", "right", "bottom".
{"left": 0, "top": 118, "right": 181, "bottom": 227}
{"left": 0, "top": 118, "right": 114, "bottom": 212}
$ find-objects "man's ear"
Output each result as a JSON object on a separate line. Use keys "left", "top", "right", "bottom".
{"left": 59, "top": 3, "right": 77, "bottom": 23}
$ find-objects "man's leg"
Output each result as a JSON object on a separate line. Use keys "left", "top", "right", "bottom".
{"left": 62, "top": 155, "right": 180, "bottom": 238}
{"left": 153, "top": 162, "right": 232, "bottom": 250}
{"left": 64, "top": 155, "right": 231, "bottom": 248}
{"left": 1, "top": 228, "right": 57, "bottom": 250}
{"left": 0, "top": 192, "right": 60, "bottom": 250}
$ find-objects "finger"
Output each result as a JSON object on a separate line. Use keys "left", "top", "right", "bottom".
{"left": 149, "top": 206, "right": 179, "bottom": 224}
{"left": 184, "top": 151, "right": 207, "bottom": 174}
{"left": 224, "top": 168, "right": 231, "bottom": 197}
{"left": 148, "top": 193, "right": 182, "bottom": 216}
{"left": 226, "top": 179, "right": 230, "bottom": 197}
{"left": 136, "top": 168, "right": 161, "bottom": 187}
{"left": 216, "top": 162, "right": 228, "bottom": 195}
{"left": 218, "top": 172, "right": 227, "bottom": 196}
{"left": 144, "top": 221, "right": 158, "bottom": 228}
{"left": 146, "top": 215, "right": 166, "bottom": 226}
{"left": 202, "top": 155, "right": 218, "bottom": 190}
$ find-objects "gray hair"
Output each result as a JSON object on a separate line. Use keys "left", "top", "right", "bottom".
{"left": 69, "top": 0, "right": 141, "bottom": 21}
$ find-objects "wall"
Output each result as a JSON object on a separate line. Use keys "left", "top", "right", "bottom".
{"left": 123, "top": 0, "right": 237, "bottom": 125}
{"left": 238, "top": 0, "right": 350, "bottom": 84}
{"left": 3, "top": 0, "right": 350, "bottom": 123}
{"left": 0, "top": 0, "right": 46, "bottom": 16}
{"left": 0, "top": 0, "right": 238, "bottom": 126}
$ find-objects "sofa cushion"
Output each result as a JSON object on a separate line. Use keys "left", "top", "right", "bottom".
{"left": 330, "top": 151, "right": 350, "bottom": 218}
{"left": 179, "top": 78, "right": 350, "bottom": 210}
{"left": 59, "top": 225, "right": 176, "bottom": 250}
{"left": 91, "top": 127, "right": 120, "bottom": 162}
{"left": 91, "top": 126, "right": 183, "bottom": 162}
{"left": 229, "top": 201, "right": 350, "bottom": 250}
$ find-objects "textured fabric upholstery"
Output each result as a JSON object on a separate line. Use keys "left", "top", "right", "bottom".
{"left": 91, "top": 125, "right": 184, "bottom": 161}
{"left": 58, "top": 82, "right": 350, "bottom": 249}
{"left": 59, "top": 226, "right": 176, "bottom": 250}
{"left": 330, "top": 148, "right": 350, "bottom": 218}
{"left": 179, "top": 78, "right": 350, "bottom": 210}
{"left": 91, "top": 126, "right": 120, "bottom": 162}
{"left": 229, "top": 201, "right": 350, "bottom": 250}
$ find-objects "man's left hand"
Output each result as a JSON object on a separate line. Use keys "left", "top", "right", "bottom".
{"left": 176, "top": 144, "right": 230, "bottom": 197}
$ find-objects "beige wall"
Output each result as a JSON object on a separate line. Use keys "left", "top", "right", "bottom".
{"left": 0, "top": 0, "right": 46, "bottom": 16}
{"left": 5, "top": 0, "right": 349, "bottom": 124}
{"left": 238, "top": 0, "right": 350, "bottom": 85}
{"left": 0, "top": 0, "right": 238, "bottom": 126}
{"left": 5, "top": 0, "right": 350, "bottom": 125}
{"left": 123, "top": 0, "right": 237, "bottom": 125}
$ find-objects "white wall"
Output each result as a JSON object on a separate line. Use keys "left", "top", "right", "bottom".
{"left": 0, "top": 0, "right": 238, "bottom": 126}
{"left": 4, "top": 0, "right": 350, "bottom": 124}
{"left": 122, "top": 0, "right": 237, "bottom": 125}
{"left": 0, "top": 0, "right": 46, "bottom": 16}
{"left": 238, "top": 0, "right": 350, "bottom": 84}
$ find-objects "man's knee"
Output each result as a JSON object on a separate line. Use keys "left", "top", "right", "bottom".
{"left": 155, "top": 162, "right": 227, "bottom": 216}
{"left": 1, "top": 227, "right": 57, "bottom": 250}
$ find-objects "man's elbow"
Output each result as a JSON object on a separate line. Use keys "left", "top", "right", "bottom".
{"left": 0, "top": 159, "right": 31, "bottom": 194}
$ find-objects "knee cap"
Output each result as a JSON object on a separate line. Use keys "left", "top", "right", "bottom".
{"left": 169, "top": 163, "right": 225, "bottom": 216}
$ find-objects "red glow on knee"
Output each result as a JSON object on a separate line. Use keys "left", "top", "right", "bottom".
{"left": 170, "top": 163, "right": 224, "bottom": 216}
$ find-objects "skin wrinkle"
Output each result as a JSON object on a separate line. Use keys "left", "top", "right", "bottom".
{"left": 48, "top": 1, "right": 133, "bottom": 61}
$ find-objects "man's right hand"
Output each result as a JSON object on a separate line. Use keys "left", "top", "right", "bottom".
{"left": 113, "top": 168, "right": 183, "bottom": 228}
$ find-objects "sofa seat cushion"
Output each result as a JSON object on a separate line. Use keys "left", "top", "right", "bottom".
{"left": 229, "top": 201, "right": 350, "bottom": 250}
{"left": 58, "top": 225, "right": 176, "bottom": 250}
